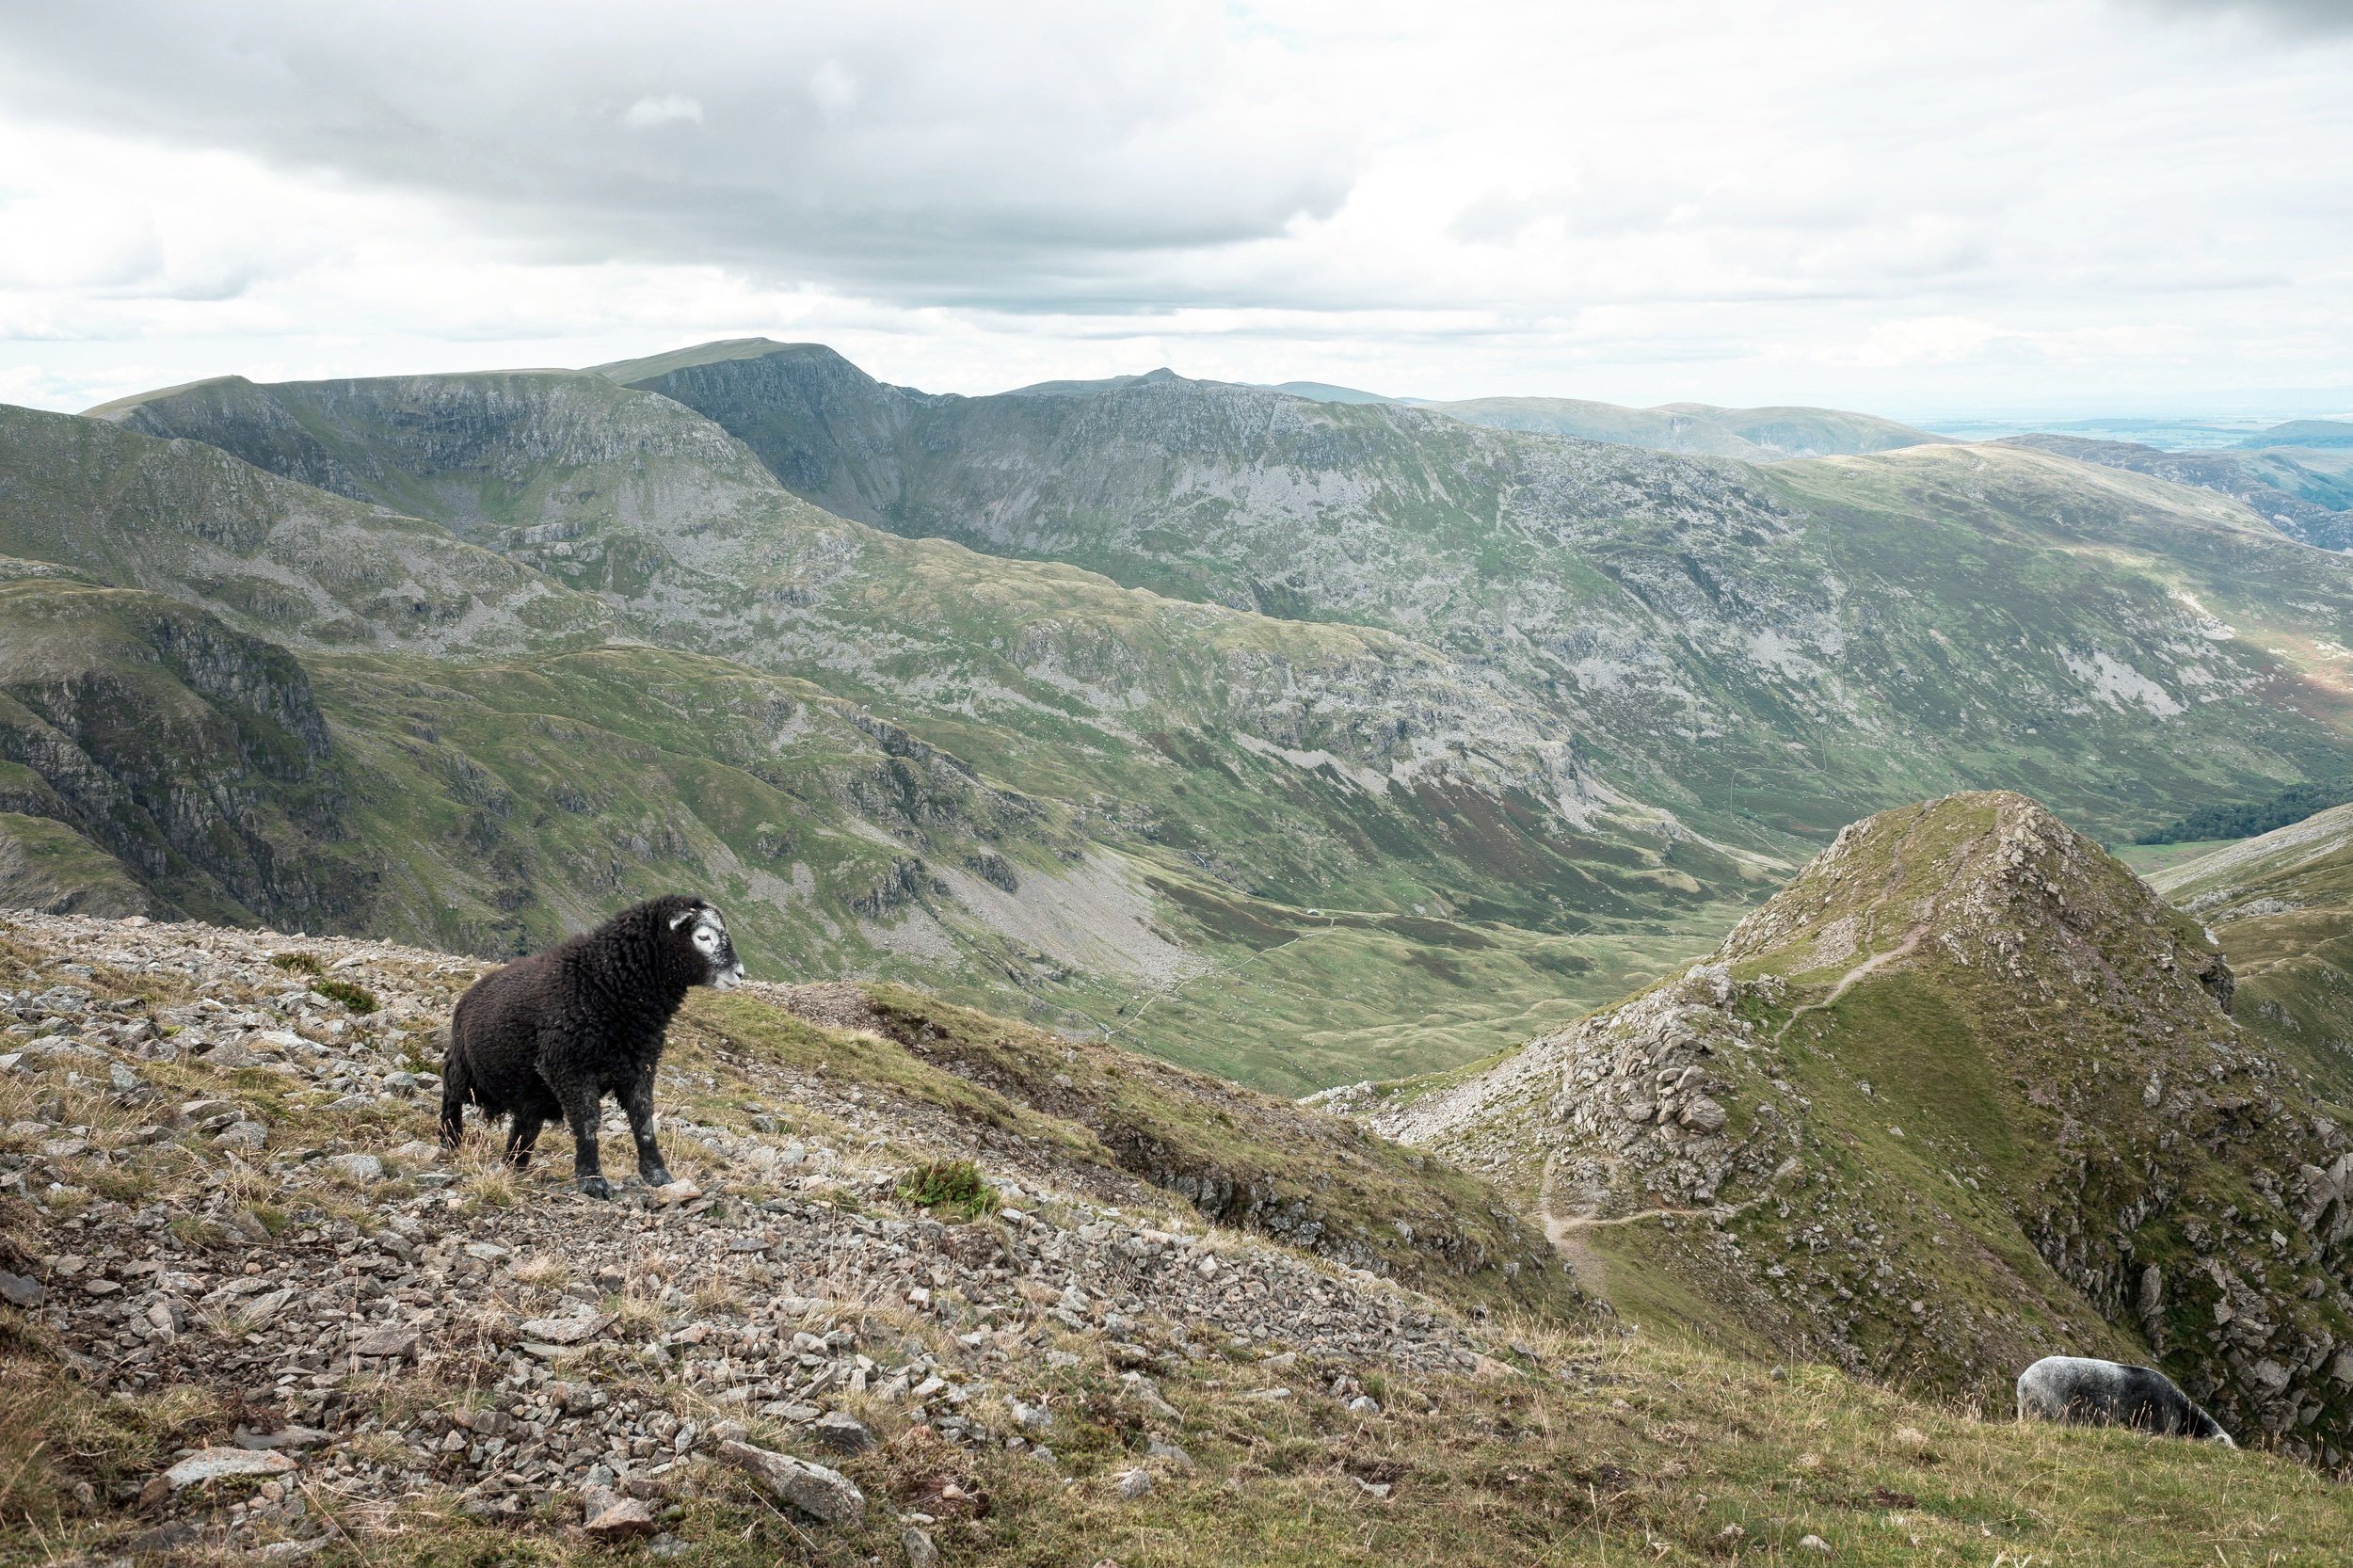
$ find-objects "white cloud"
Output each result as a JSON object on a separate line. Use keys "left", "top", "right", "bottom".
{"left": 0, "top": 0, "right": 2347, "bottom": 417}
{"left": 620, "top": 94, "right": 703, "bottom": 130}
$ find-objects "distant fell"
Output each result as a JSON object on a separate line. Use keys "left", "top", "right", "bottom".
{"left": 2001, "top": 432, "right": 2353, "bottom": 552}
{"left": 1425, "top": 396, "right": 1941, "bottom": 460}
{"left": 2243, "top": 420, "right": 2353, "bottom": 450}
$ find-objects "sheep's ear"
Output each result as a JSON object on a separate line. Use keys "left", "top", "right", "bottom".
{"left": 669, "top": 908, "right": 699, "bottom": 930}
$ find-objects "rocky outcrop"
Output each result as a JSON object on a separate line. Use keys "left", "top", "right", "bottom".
{"left": 1370, "top": 792, "right": 2353, "bottom": 1464}
{"left": 0, "top": 586, "right": 362, "bottom": 926}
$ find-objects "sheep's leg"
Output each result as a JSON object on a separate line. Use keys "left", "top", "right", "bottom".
{"left": 622, "top": 1069, "right": 671, "bottom": 1188}
{"left": 504, "top": 1112, "right": 545, "bottom": 1171}
{"left": 558, "top": 1082, "right": 612, "bottom": 1200}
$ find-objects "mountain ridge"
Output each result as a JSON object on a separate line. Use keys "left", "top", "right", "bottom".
{"left": 1357, "top": 791, "right": 2353, "bottom": 1463}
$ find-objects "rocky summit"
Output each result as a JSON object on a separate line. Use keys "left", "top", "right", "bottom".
{"left": 1360, "top": 792, "right": 2353, "bottom": 1463}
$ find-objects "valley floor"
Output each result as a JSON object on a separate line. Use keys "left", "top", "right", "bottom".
{"left": 2, "top": 913, "right": 2345, "bottom": 1565}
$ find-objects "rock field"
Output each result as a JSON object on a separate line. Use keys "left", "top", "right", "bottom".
{"left": 0, "top": 911, "right": 1517, "bottom": 1560}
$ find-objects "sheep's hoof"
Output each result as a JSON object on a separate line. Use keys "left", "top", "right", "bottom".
{"left": 578, "top": 1175, "right": 613, "bottom": 1200}
{"left": 640, "top": 1165, "right": 673, "bottom": 1188}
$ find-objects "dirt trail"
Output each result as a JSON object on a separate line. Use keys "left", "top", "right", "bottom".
{"left": 1769, "top": 922, "right": 1929, "bottom": 1044}
{"left": 1536, "top": 905, "right": 1929, "bottom": 1302}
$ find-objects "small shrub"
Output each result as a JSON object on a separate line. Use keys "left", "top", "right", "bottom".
{"left": 269, "top": 952, "right": 325, "bottom": 976}
{"left": 312, "top": 978, "right": 378, "bottom": 1015}
{"left": 896, "top": 1159, "right": 999, "bottom": 1223}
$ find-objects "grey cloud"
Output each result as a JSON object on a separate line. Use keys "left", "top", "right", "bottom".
{"left": 2125, "top": 0, "right": 2353, "bottom": 32}
{"left": 0, "top": 1, "right": 1361, "bottom": 304}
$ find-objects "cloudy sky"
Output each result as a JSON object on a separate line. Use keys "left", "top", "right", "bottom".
{"left": 2, "top": 0, "right": 2349, "bottom": 420}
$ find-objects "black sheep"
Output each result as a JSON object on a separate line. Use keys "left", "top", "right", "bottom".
{"left": 440, "top": 894, "right": 744, "bottom": 1198}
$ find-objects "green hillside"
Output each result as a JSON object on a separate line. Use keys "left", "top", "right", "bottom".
{"left": 16, "top": 388, "right": 1737, "bottom": 1090}
{"left": 1358, "top": 792, "right": 2353, "bottom": 1464}
{"left": 2002, "top": 431, "right": 2353, "bottom": 552}
{"left": 31, "top": 343, "right": 2353, "bottom": 1096}
{"left": 2152, "top": 803, "right": 2353, "bottom": 1103}
{"left": 616, "top": 344, "right": 2353, "bottom": 851}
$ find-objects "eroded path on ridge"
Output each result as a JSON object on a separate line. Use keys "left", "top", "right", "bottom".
{"left": 1535, "top": 916, "right": 1930, "bottom": 1303}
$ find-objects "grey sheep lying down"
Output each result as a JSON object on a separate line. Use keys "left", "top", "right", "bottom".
{"left": 2015, "top": 1355, "right": 2234, "bottom": 1446}
{"left": 441, "top": 894, "right": 744, "bottom": 1198}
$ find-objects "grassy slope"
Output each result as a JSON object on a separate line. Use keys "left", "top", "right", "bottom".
{"left": 1370, "top": 792, "right": 2353, "bottom": 1462}
{"left": 2153, "top": 804, "right": 2353, "bottom": 1103}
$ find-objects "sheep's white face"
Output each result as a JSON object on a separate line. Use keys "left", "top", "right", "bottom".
{"left": 675, "top": 904, "right": 745, "bottom": 989}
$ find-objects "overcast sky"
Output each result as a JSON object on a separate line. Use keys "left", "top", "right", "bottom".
{"left": 2, "top": 0, "right": 2349, "bottom": 420}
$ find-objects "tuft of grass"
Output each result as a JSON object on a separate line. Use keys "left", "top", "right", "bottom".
{"left": 512, "top": 1253, "right": 569, "bottom": 1291}
{"left": 312, "top": 977, "right": 378, "bottom": 1014}
{"left": 896, "top": 1159, "right": 1000, "bottom": 1223}
{"left": 268, "top": 952, "right": 326, "bottom": 976}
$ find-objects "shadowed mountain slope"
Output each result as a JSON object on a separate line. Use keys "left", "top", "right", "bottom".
{"left": 1357, "top": 792, "right": 2353, "bottom": 1463}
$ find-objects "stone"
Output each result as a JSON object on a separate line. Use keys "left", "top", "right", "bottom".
{"left": 1677, "top": 1095, "right": 1728, "bottom": 1133}
{"left": 216, "top": 1120, "right": 268, "bottom": 1152}
{"left": 584, "top": 1496, "right": 659, "bottom": 1541}
{"left": 163, "top": 1447, "right": 297, "bottom": 1490}
{"left": 717, "top": 1440, "right": 865, "bottom": 1524}
{"left": 902, "top": 1525, "right": 941, "bottom": 1568}
{"left": 352, "top": 1325, "right": 420, "bottom": 1359}
{"left": 386, "top": 1140, "right": 440, "bottom": 1167}
{"left": 1798, "top": 1535, "right": 1833, "bottom": 1555}
{"left": 653, "top": 1178, "right": 704, "bottom": 1206}
{"left": 1009, "top": 1399, "right": 1054, "bottom": 1432}
{"left": 519, "top": 1312, "right": 615, "bottom": 1345}
{"left": 809, "top": 1411, "right": 875, "bottom": 1454}
{"left": 0, "top": 1272, "right": 45, "bottom": 1308}
{"left": 233, "top": 1425, "right": 331, "bottom": 1451}
{"left": 1115, "top": 1467, "right": 1154, "bottom": 1500}
{"left": 1145, "top": 1437, "right": 1194, "bottom": 1470}
{"left": 238, "top": 1288, "right": 299, "bottom": 1329}
{"left": 327, "top": 1153, "right": 384, "bottom": 1182}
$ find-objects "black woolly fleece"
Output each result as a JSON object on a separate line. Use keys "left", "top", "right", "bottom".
{"left": 440, "top": 893, "right": 742, "bottom": 1195}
